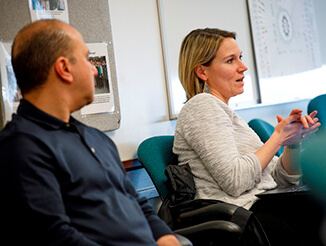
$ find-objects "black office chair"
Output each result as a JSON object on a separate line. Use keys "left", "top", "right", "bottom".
{"left": 137, "top": 135, "right": 245, "bottom": 246}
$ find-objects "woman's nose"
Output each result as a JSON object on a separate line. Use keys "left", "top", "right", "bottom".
{"left": 238, "top": 60, "right": 248, "bottom": 72}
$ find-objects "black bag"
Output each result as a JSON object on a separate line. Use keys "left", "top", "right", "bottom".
{"left": 165, "top": 163, "right": 196, "bottom": 204}
{"left": 158, "top": 153, "right": 271, "bottom": 246}
{"left": 158, "top": 154, "right": 198, "bottom": 228}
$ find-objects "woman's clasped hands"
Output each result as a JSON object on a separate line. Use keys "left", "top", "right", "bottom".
{"left": 274, "top": 109, "right": 320, "bottom": 147}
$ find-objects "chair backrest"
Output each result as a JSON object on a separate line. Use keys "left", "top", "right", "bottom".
{"left": 308, "top": 94, "right": 326, "bottom": 133}
{"left": 248, "top": 118, "right": 284, "bottom": 157}
{"left": 137, "top": 135, "right": 174, "bottom": 200}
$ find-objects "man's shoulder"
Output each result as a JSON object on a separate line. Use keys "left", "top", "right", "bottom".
{"left": 0, "top": 115, "right": 22, "bottom": 139}
{"left": 0, "top": 114, "right": 36, "bottom": 136}
{"left": 0, "top": 114, "right": 57, "bottom": 153}
{"left": 0, "top": 115, "right": 38, "bottom": 148}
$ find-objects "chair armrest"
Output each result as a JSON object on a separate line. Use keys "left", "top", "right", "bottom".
{"left": 175, "top": 234, "right": 193, "bottom": 246}
{"left": 174, "top": 220, "right": 241, "bottom": 245}
{"left": 178, "top": 202, "right": 239, "bottom": 225}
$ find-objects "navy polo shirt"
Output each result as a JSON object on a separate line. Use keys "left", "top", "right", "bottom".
{"left": 0, "top": 99, "right": 172, "bottom": 245}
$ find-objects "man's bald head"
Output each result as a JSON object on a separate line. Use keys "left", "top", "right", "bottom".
{"left": 12, "top": 19, "right": 78, "bottom": 95}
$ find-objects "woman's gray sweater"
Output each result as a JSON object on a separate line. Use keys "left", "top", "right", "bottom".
{"left": 173, "top": 93, "right": 301, "bottom": 209}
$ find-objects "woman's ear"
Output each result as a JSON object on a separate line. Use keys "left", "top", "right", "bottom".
{"left": 54, "top": 56, "right": 73, "bottom": 83}
{"left": 194, "top": 65, "right": 207, "bottom": 81}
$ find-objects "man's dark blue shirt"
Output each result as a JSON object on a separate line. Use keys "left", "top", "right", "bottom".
{"left": 0, "top": 99, "right": 172, "bottom": 245}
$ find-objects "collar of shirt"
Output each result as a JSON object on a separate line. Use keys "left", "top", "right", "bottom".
{"left": 17, "top": 99, "right": 79, "bottom": 130}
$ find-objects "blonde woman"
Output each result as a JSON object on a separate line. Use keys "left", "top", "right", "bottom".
{"left": 174, "top": 28, "right": 322, "bottom": 245}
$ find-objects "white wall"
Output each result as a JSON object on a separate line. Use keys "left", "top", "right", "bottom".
{"left": 107, "top": 0, "right": 176, "bottom": 161}
{"left": 107, "top": 0, "right": 325, "bottom": 161}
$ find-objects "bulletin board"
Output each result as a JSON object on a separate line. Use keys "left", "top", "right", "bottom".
{"left": 0, "top": 0, "right": 120, "bottom": 131}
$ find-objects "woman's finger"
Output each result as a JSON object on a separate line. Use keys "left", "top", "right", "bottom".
{"left": 309, "top": 110, "right": 318, "bottom": 118}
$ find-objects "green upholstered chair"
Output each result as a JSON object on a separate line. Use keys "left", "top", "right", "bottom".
{"left": 137, "top": 135, "right": 244, "bottom": 246}
{"left": 300, "top": 130, "right": 326, "bottom": 214}
{"left": 137, "top": 135, "right": 173, "bottom": 200}
{"left": 248, "top": 118, "right": 284, "bottom": 156}
{"left": 303, "top": 94, "right": 326, "bottom": 205}
{"left": 307, "top": 94, "right": 326, "bottom": 134}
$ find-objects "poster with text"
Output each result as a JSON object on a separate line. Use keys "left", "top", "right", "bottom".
{"left": 81, "top": 43, "right": 115, "bottom": 116}
{"left": 28, "top": 0, "right": 69, "bottom": 23}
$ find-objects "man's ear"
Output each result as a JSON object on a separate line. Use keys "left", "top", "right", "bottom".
{"left": 194, "top": 65, "right": 207, "bottom": 81}
{"left": 54, "top": 57, "right": 73, "bottom": 83}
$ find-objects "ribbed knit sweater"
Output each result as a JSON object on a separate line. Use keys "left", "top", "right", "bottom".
{"left": 173, "top": 93, "right": 301, "bottom": 209}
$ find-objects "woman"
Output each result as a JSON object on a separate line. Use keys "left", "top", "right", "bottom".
{"left": 173, "top": 28, "right": 322, "bottom": 245}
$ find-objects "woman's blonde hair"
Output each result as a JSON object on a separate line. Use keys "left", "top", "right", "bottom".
{"left": 178, "top": 28, "right": 236, "bottom": 101}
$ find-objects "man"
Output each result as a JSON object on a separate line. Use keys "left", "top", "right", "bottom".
{"left": 0, "top": 19, "right": 181, "bottom": 246}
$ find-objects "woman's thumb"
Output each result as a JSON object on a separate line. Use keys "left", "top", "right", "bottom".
{"left": 276, "top": 115, "right": 283, "bottom": 123}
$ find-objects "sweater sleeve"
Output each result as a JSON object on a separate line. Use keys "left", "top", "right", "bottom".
{"left": 175, "top": 94, "right": 262, "bottom": 197}
{"left": 269, "top": 155, "right": 302, "bottom": 186}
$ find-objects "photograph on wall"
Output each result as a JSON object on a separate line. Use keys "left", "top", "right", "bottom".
{"left": 248, "top": 0, "right": 326, "bottom": 104}
{"left": 28, "top": 0, "right": 69, "bottom": 23}
{"left": 0, "top": 42, "right": 21, "bottom": 126}
{"left": 81, "top": 42, "right": 115, "bottom": 116}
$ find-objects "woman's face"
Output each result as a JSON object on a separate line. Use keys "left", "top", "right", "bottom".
{"left": 197, "top": 37, "right": 248, "bottom": 104}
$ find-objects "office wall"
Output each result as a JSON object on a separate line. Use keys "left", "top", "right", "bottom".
{"left": 107, "top": 0, "right": 176, "bottom": 161}
{"left": 0, "top": 0, "right": 324, "bottom": 162}
{"left": 107, "top": 0, "right": 326, "bottom": 161}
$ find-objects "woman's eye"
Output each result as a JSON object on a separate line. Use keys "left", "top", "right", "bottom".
{"left": 239, "top": 54, "right": 243, "bottom": 60}
{"left": 227, "top": 58, "right": 233, "bottom": 63}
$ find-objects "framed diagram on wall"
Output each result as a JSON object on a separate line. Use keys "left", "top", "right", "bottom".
{"left": 247, "top": 0, "right": 326, "bottom": 104}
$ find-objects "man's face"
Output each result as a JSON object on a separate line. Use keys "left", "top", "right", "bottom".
{"left": 69, "top": 29, "right": 98, "bottom": 107}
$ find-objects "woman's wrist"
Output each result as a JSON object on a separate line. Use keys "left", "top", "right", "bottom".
{"left": 287, "top": 142, "right": 301, "bottom": 149}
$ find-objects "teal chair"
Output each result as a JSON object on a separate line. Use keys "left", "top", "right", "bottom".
{"left": 304, "top": 94, "right": 326, "bottom": 203}
{"left": 248, "top": 119, "right": 284, "bottom": 156}
{"left": 137, "top": 135, "right": 174, "bottom": 200}
{"left": 301, "top": 135, "right": 326, "bottom": 201}
{"left": 137, "top": 136, "right": 245, "bottom": 246}
{"left": 307, "top": 94, "right": 326, "bottom": 134}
